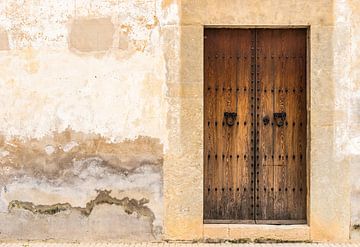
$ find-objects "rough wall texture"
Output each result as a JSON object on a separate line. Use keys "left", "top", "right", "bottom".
{"left": 348, "top": 0, "right": 360, "bottom": 241}
{"left": 0, "top": 0, "right": 178, "bottom": 242}
{"left": 0, "top": 0, "right": 360, "bottom": 243}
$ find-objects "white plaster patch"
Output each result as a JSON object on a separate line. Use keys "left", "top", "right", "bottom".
{"left": 0, "top": 49, "right": 167, "bottom": 142}
{"left": 44, "top": 145, "right": 55, "bottom": 155}
{"left": 62, "top": 141, "right": 78, "bottom": 152}
{"left": 0, "top": 0, "right": 168, "bottom": 145}
{"left": 157, "top": 1, "right": 179, "bottom": 26}
{"left": 0, "top": 149, "right": 9, "bottom": 157}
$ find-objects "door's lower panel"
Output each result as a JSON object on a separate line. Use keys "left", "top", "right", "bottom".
{"left": 204, "top": 219, "right": 256, "bottom": 224}
{"left": 255, "top": 219, "right": 307, "bottom": 225}
{"left": 204, "top": 219, "right": 306, "bottom": 225}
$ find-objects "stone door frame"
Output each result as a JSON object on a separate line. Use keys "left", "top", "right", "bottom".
{"left": 164, "top": 2, "right": 351, "bottom": 241}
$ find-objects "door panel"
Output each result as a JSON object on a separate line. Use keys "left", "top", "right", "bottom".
{"left": 255, "top": 29, "right": 307, "bottom": 223}
{"left": 204, "top": 28, "right": 307, "bottom": 224}
{"left": 204, "top": 29, "right": 255, "bottom": 222}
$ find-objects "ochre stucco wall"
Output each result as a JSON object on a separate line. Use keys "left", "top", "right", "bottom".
{"left": 0, "top": 0, "right": 358, "bottom": 243}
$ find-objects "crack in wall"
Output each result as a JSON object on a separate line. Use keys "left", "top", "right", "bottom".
{"left": 8, "top": 190, "right": 155, "bottom": 220}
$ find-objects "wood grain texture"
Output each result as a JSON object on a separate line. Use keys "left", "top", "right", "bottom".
{"left": 204, "top": 29, "right": 254, "bottom": 221}
{"left": 255, "top": 29, "right": 307, "bottom": 222}
{"left": 204, "top": 28, "right": 307, "bottom": 223}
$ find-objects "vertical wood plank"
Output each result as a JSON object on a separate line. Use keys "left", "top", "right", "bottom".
{"left": 255, "top": 29, "right": 307, "bottom": 222}
{"left": 204, "top": 28, "right": 253, "bottom": 221}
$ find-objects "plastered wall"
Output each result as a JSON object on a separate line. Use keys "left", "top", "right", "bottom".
{"left": 348, "top": 0, "right": 360, "bottom": 241}
{"left": 0, "top": 0, "right": 178, "bottom": 241}
{"left": 0, "top": 0, "right": 359, "bottom": 243}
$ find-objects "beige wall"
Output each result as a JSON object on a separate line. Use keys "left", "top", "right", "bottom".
{"left": 348, "top": 0, "right": 360, "bottom": 241}
{"left": 164, "top": 0, "right": 358, "bottom": 243}
{"left": 0, "top": 0, "right": 173, "bottom": 241}
{"left": 0, "top": 0, "right": 358, "bottom": 243}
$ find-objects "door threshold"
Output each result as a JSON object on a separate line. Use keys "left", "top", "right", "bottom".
{"left": 203, "top": 224, "right": 310, "bottom": 241}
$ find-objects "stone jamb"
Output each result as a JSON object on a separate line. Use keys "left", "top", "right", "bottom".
{"left": 164, "top": 1, "right": 350, "bottom": 242}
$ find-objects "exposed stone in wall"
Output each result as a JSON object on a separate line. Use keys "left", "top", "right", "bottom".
{"left": 119, "top": 31, "right": 129, "bottom": 50}
{"left": 3, "top": 189, "right": 156, "bottom": 240}
{"left": 0, "top": 28, "right": 9, "bottom": 50}
{"left": 69, "top": 18, "right": 115, "bottom": 53}
{"left": 9, "top": 190, "right": 154, "bottom": 219}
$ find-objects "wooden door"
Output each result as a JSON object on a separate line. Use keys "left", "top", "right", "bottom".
{"left": 204, "top": 29, "right": 255, "bottom": 222}
{"left": 255, "top": 29, "right": 307, "bottom": 223}
{"left": 204, "top": 28, "right": 307, "bottom": 224}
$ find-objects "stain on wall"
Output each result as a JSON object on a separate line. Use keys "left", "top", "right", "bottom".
{"left": 5, "top": 0, "right": 360, "bottom": 243}
{"left": 0, "top": 0, "right": 174, "bottom": 241}
{"left": 69, "top": 18, "right": 115, "bottom": 53}
{"left": 4, "top": 190, "right": 156, "bottom": 240}
{"left": 9, "top": 190, "right": 154, "bottom": 218}
{"left": 0, "top": 130, "right": 162, "bottom": 180}
{"left": 0, "top": 28, "right": 9, "bottom": 50}
{"left": 0, "top": 131, "right": 163, "bottom": 240}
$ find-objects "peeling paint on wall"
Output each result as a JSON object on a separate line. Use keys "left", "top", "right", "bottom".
{"left": 0, "top": 0, "right": 176, "bottom": 241}
{"left": 0, "top": 130, "right": 163, "bottom": 180}
{"left": 5, "top": 0, "right": 360, "bottom": 243}
{"left": 8, "top": 190, "right": 154, "bottom": 219}
{"left": 0, "top": 130, "right": 163, "bottom": 240}
{"left": 0, "top": 0, "right": 172, "bottom": 240}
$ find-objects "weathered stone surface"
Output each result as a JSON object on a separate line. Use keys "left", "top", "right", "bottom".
{"left": 163, "top": 0, "right": 352, "bottom": 243}
{"left": 0, "top": 132, "right": 163, "bottom": 241}
{"left": 69, "top": 18, "right": 115, "bottom": 53}
{"left": 0, "top": 0, "right": 360, "bottom": 243}
{"left": 0, "top": 131, "right": 162, "bottom": 180}
{"left": 2, "top": 190, "right": 156, "bottom": 240}
{"left": 0, "top": 204, "right": 155, "bottom": 241}
{"left": 0, "top": 28, "right": 9, "bottom": 50}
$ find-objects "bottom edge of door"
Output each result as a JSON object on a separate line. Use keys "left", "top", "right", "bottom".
{"left": 204, "top": 219, "right": 306, "bottom": 225}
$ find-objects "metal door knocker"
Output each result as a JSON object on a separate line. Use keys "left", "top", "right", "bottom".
{"left": 224, "top": 112, "right": 237, "bottom": 127}
{"left": 273, "top": 112, "right": 286, "bottom": 127}
{"left": 263, "top": 116, "right": 270, "bottom": 125}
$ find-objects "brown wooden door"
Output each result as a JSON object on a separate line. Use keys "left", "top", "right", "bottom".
{"left": 204, "top": 28, "right": 307, "bottom": 224}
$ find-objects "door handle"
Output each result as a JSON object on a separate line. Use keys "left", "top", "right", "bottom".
{"left": 263, "top": 116, "right": 270, "bottom": 125}
{"left": 273, "top": 112, "right": 286, "bottom": 127}
{"left": 224, "top": 112, "right": 237, "bottom": 127}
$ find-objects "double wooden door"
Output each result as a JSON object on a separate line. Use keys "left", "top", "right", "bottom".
{"left": 204, "top": 29, "right": 307, "bottom": 224}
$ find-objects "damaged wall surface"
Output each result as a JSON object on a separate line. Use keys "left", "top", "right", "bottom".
{"left": 0, "top": 132, "right": 164, "bottom": 240}
{"left": 0, "top": 0, "right": 177, "bottom": 242}
{"left": 0, "top": 0, "right": 360, "bottom": 243}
